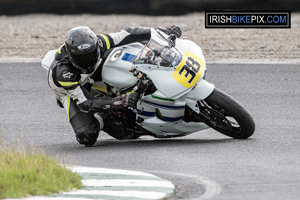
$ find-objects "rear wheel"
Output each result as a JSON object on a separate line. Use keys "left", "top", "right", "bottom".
{"left": 199, "top": 88, "right": 255, "bottom": 139}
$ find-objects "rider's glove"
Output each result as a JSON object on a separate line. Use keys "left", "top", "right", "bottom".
{"left": 111, "top": 92, "right": 139, "bottom": 111}
{"left": 111, "top": 96, "right": 124, "bottom": 111}
{"left": 159, "top": 25, "right": 182, "bottom": 38}
{"left": 123, "top": 92, "right": 139, "bottom": 109}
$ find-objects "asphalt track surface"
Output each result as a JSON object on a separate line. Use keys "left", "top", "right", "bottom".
{"left": 1, "top": 62, "right": 300, "bottom": 200}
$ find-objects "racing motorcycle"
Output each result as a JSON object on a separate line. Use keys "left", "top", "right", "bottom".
{"left": 42, "top": 29, "right": 255, "bottom": 140}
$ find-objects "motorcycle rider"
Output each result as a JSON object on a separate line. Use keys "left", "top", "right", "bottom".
{"left": 48, "top": 25, "right": 182, "bottom": 146}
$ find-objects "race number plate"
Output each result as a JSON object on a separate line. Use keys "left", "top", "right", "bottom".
{"left": 172, "top": 52, "right": 205, "bottom": 88}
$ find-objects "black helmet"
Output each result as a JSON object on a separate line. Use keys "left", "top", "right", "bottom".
{"left": 65, "top": 26, "right": 100, "bottom": 74}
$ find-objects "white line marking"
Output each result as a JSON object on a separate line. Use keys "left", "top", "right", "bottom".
{"left": 0, "top": 57, "right": 42, "bottom": 63}
{"left": 4, "top": 166, "right": 175, "bottom": 200}
{"left": 149, "top": 170, "right": 221, "bottom": 200}
{"left": 82, "top": 179, "right": 175, "bottom": 188}
{"left": 61, "top": 190, "right": 168, "bottom": 199}
{"left": 197, "top": 175, "right": 221, "bottom": 200}
{"left": 69, "top": 166, "right": 157, "bottom": 177}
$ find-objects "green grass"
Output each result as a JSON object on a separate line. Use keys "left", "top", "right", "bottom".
{"left": 0, "top": 140, "right": 83, "bottom": 199}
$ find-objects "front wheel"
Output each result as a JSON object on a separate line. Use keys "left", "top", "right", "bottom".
{"left": 199, "top": 88, "right": 255, "bottom": 139}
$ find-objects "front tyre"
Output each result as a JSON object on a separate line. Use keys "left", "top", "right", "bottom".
{"left": 199, "top": 88, "right": 255, "bottom": 139}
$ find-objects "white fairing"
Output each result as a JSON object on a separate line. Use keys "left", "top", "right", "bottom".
{"left": 101, "top": 43, "right": 143, "bottom": 91}
{"left": 176, "top": 38, "right": 205, "bottom": 61}
{"left": 187, "top": 79, "right": 215, "bottom": 101}
{"left": 132, "top": 32, "right": 214, "bottom": 136}
{"left": 134, "top": 34, "right": 208, "bottom": 99}
{"left": 135, "top": 92, "right": 209, "bottom": 137}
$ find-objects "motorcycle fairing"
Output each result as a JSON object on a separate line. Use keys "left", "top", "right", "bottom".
{"left": 185, "top": 79, "right": 215, "bottom": 114}
{"left": 137, "top": 94, "right": 186, "bottom": 122}
{"left": 136, "top": 93, "right": 209, "bottom": 136}
{"left": 101, "top": 43, "right": 144, "bottom": 91}
{"left": 140, "top": 118, "right": 209, "bottom": 137}
{"left": 135, "top": 51, "right": 206, "bottom": 99}
{"left": 134, "top": 36, "right": 207, "bottom": 99}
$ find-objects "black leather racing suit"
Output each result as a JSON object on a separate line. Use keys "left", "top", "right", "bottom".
{"left": 48, "top": 27, "right": 153, "bottom": 145}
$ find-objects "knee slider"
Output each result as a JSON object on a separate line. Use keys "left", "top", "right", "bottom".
{"left": 70, "top": 111, "right": 100, "bottom": 144}
{"left": 75, "top": 120, "right": 100, "bottom": 142}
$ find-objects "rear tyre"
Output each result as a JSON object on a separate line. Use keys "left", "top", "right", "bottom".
{"left": 199, "top": 88, "right": 255, "bottom": 139}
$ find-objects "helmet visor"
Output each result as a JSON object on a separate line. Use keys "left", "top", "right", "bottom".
{"left": 71, "top": 47, "right": 100, "bottom": 73}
